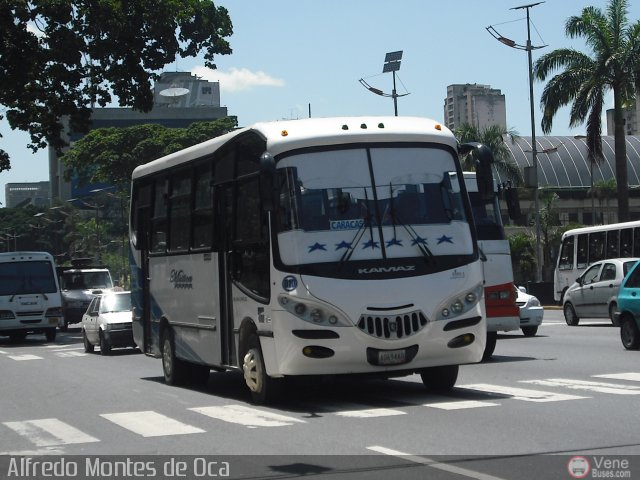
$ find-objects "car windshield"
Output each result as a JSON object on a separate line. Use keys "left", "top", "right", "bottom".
{"left": 100, "top": 294, "right": 131, "bottom": 313}
{"left": 62, "top": 271, "right": 113, "bottom": 290}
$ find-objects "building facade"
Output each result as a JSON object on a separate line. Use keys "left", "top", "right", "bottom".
{"left": 5, "top": 182, "right": 50, "bottom": 208}
{"left": 444, "top": 83, "right": 507, "bottom": 132}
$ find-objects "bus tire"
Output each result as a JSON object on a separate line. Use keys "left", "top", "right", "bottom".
{"left": 521, "top": 326, "right": 538, "bottom": 337}
{"left": 45, "top": 328, "right": 56, "bottom": 342}
{"left": 83, "top": 330, "right": 94, "bottom": 353}
{"left": 620, "top": 317, "right": 640, "bottom": 350}
{"left": 482, "top": 331, "right": 497, "bottom": 360}
{"left": 243, "top": 335, "right": 281, "bottom": 404}
{"left": 564, "top": 303, "right": 580, "bottom": 326}
{"left": 420, "top": 365, "right": 459, "bottom": 392}
{"left": 99, "top": 331, "right": 111, "bottom": 356}
{"left": 162, "top": 328, "right": 187, "bottom": 386}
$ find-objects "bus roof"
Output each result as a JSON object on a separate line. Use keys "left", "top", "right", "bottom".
{"left": 561, "top": 220, "right": 640, "bottom": 238}
{"left": 0, "top": 251, "right": 54, "bottom": 262}
{"left": 132, "top": 116, "right": 456, "bottom": 180}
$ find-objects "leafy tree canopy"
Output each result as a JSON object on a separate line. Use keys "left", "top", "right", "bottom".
{"left": 61, "top": 116, "right": 238, "bottom": 190}
{"left": 0, "top": 0, "right": 233, "bottom": 172}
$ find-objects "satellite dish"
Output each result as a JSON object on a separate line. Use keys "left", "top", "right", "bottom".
{"left": 159, "top": 85, "right": 190, "bottom": 107}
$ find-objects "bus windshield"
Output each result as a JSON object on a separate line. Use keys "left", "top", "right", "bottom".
{"left": 275, "top": 146, "right": 472, "bottom": 266}
{"left": 0, "top": 261, "right": 58, "bottom": 295}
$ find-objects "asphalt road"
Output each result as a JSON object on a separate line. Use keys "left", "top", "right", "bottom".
{"left": 0, "top": 311, "right": 638, "bottom": 479}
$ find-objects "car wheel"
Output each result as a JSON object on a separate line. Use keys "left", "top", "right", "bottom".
{"left": 482, "top": 331, "right": 497, "bottom": 360}
{"left": 45, "top": 328, "right": 56, "bottom": 342}
{"left": 609, "top": 303, "right": 619, "bottom": 326}
{"left": 162, "top": 328, "right": 187, "bottom": 385}
{"left": 620, "top": 317, "right": 640, "bottom": 350}
{"left": 522, "top": 326, "right": 538, "bottom": 337}
{"left": 99, "top": 331, "right": 111, "bottom": 356}
{"left": 421, "top": 365, "right": 459, "bottom": 392}
{"left": 83, "top": 330, "right": 94, "bottom": 353}
{"left": 564, "top": 303, "right": 580, "bottom": 326}
{"left": 242, "top": 334, "right": 281, "bottom": 404}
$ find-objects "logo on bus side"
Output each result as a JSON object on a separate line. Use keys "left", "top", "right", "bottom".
{"left": 170, "top": 269, "right": 193, "bottom": 289}
{"left": 282, "top": 276, "right": 298, "bottom": 291}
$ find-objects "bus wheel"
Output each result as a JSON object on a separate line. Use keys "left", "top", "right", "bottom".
{"left": 45, "top": 328, "right": 56, "bottom": 342}
{"left": 83, "top": 330, "right": 94, "bottom": 353}
{"left": 620, "top": 317, "right": 640, "bottom": 350}
{"left": 421, "top": 365, "right": 459, "bottom": 392}
{"left": 521, "top": 326, "right": 538, "bottom": 337}
{"left": 162, "top": 328, "right": 187, "bottom": 385}
{"left": 564, "top": 303, "right": 580, "bottom": 326}
{"left": 99, "top": 331, "right": 111, "bottom": 356}
{"left": 482, "top": 331, "right": 497, "bottom": 360}
{"left": 243, "top": 335, "right": 280, "bottom": 404}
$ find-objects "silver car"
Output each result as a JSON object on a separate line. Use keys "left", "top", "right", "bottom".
{"left": 563, "top": 257, "right": 639, "bottom": 326}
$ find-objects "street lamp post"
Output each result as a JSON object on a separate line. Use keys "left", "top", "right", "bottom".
{"left": 487, "top": 1, "right": 546, "bottom": 282}
{"left": 359, "top": 51, "right": 409, "bottom": 116}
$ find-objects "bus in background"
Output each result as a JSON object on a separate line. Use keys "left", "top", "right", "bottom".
{"left": 464, "top": 172, "right": 520, "bottom": 359}
{"left": 130, "top": 116, "right": 489, "bottom": 404}
{"left": 554, "top": 220, "right": 640, "bottom": 303}
{"left": 0, "top": 251, "right": 63, "bottom": 342}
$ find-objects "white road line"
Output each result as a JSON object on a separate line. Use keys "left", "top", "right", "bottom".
{"left": 8, "top": 355, "right": 43, "bottom": 361}
{"left": 522, "top": 378, "right": 640, "bottom": 395}
{"left": 593, "top": 372, "right": 640, "bottom": 382}
{"left": 367, "top": 446, "right": 507, "bottom": 480}
{"left": 3, "top": 419, "right": 99, "bottom": 447}
{"left": 190, "top": 405, "right": 306, "bottom": 428}
{"left": 458, "top": 383, "right": 588, "bottom": 402}
{"left": 100, "top": 411, "right": 205, "bottom": 437}
{"left": 55, "top": 351, "right": 88, "bottom": 358}
{"left": 0, "top": 350, "right": 7, "bottom": 354}
{"left": 334, "top": 407, "right": 406, "bottom": 418}
{"left": 45, "top": 344, "right": 81, "bottom": 350}
{"left": 425, "top": 400, "right": 500, "bottom": 410}
{"left": 51, "top": 346, "right": 85, "bottom": 352}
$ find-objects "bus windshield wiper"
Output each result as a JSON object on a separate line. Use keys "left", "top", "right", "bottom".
{"left": 388, "top": 184, "right": 435, "bottom": 264}
{"left": 338, "top": 213, "right": 371, "bottom": 266}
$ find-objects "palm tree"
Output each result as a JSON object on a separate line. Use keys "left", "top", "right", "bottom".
{"left": 454, "top": 123, "right": 523, "bottom": 185}
{"left": 533, "top": 0, "right": 640, "bottom": 222}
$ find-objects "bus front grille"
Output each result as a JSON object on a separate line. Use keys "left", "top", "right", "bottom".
{"left": 357, "top": 311, "right": 428, "bottom": 340}
{"left": 16, "top": 311, "right": 44, "bottom": 317}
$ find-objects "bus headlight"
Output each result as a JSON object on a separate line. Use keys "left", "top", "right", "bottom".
{"left": 278, "top": 294, "right": 350, "bottom": 327}
{"left": 435, "top": 284, "right": 483, "bottom": 321}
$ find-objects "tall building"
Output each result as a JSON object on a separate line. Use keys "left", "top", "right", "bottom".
{"left": 49, "top": 72, "right": 229, "bottom": 202}
{"left": 606, "top": 103, "right": 639, "bottom": 135}
{"left": 5, "top": 182, "right": 50, "bottom": 208}
{"left": 444, "top": 84, "right": 507, "bottom": 132}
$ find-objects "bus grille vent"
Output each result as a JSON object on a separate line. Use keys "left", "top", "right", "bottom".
{"left": 16, "top": 311, "right": 44, "bottom": 317}
{"left": 357, "top": 311, "right": 428, "bottom": 340}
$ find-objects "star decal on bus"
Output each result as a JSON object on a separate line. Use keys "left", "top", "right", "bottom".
{"left": 335, "top": 241, "right": 351, "bottom": 250}
{"left": 386, "top": 237, "right": 403, "bottom": 247}
{"left": 308, "top": 242, "right": 327, "bottom": 252}
{"left": 437, "top": 235, "right": 453, "bottom": 244}
{"left": 411, "top": 236, "right": 428, "bottom": 246}
{"left": 362, "top": 239, "right": 380, "bottom": 249}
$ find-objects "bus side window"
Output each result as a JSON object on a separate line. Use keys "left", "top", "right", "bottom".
{"left": 588, "top": 232, "right": 605, "bottom": 263}
{"left": 634, "top": 228, "right": 640, "bottom": 257}
{"left": 558, "top": 236, "right": 574, "bottom": 270}
{"left": 621, "top": 228, "right": 633, "bottom": 257}
{"left": 606, "top": 230, "right": 619, "bottom": 259}
{"left": 576, "top": 234, "right": 588, "bottom": 269}
{"left": 151, "top": 178, "right": 168, "bottom": 253}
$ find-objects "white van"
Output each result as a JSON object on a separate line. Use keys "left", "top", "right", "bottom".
{"left": 0, "top": 251, "right": 63, "bottom": 342}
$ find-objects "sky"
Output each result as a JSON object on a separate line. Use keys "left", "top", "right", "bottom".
{"left": 2, "top": 0, "right": 640, "bottom": 206}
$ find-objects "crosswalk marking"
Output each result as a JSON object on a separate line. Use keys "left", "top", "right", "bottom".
{"left": 3, "top": 419, "right": 99, "bottom": 447}
{"left": 100, "top": 411, "right": 205, "bottom": 437}
{"left": 8, "top": 355, "right": 43, "bottom": 361}
{"left": 458, "top": 383, "right": 588, "bottom": 402}
{"left": 425, "top": 400, "right": 500, "bottom": 410}
{"left": 190, "top": 405, "right": 306, "bottom": 428}
{"left": 522, "top": 378, "right": 640, "bottom": 395}
{"left": 333, "top": 407, "right": 405, "bottom": 418}
{"left": 55, "top": 351, "right": 88, "bottom": 358}
{"left": 593, "top": 372, "right": 640, "bottom": 382}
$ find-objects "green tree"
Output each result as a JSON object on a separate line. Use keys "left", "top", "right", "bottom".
{"left": 533, "top": 0, "right": 640, "bottom": 222}
{"left": 539, "top": 189, "right": 562, "bottom": 280}
{"left": 0, "top": 0, "right": 233, "bottom": 170}
{"left": 454, "top": 123, "right": 523, "bottom": 185}
{"left": 61, "top": 117, "right": 238, "bottom": 191}
{"left": 508, "top": 232, "right": 536, "bottom": 285}
{"left": 588, "top": 178, "right": 618, "bottom": 224}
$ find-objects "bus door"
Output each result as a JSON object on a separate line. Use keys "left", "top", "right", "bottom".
{"left": 217, "top": 184, "right": 237, "bottom": 367}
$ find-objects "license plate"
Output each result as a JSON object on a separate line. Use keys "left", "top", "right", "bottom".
{"left": 378, "top": 349, "right": 406, "bottom": 365}
{"left": 49, "top": 318, "right": 59, "bottom": 325}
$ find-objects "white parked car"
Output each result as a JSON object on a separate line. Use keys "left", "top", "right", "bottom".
{"left": 515, "top": 286, "right": 543, "bottom": 337}
{"left": 81, "top": 291, "right": 135, "bottom": 355}
{"left": 562, "top": 258, "right": 639, "bottom": 326}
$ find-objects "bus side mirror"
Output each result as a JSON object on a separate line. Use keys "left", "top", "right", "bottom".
{"left": 460, "top": 142, "right": 494, "bottom": 201}
{"left": 505, "top": 186, "right": 521, "bottom": 221}
{"left": 260, "top": 152, "right": 276, "bottom": 212}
